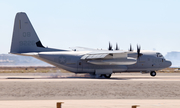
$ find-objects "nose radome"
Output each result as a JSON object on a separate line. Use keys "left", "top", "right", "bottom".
{"left": 166, "top": 60, "right": 172, "bottom": 67}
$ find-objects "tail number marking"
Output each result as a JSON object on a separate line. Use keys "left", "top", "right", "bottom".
{"left": 19, "top": 41, "right": 35, "bottom": 46}
{"left": 23, "top": 32, "right": 31, "bottom": 37}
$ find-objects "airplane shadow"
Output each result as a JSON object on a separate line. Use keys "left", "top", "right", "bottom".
{"left": 42, "top": 76, "right": 157, "bottom": 80}
{"left": 5, "top": 75, "right": 158, "bottom": 80}
{"left": 5, "top": 76, "right": 129, "bottom": 80}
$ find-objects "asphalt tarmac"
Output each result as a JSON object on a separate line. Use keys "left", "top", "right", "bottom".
{"left": 0, "top": 73, "right": 180, "bottom": 108}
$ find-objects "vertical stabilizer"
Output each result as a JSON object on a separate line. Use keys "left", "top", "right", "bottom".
{"left": 10, "top": 12, "right": 64, "bottom": 53}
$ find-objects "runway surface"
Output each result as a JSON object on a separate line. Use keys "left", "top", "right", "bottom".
{"left": 0, "top": 73, "right": 180, "bottom": 108}
{"left": 1, "top": 100, "right": 180, "bottom": 108}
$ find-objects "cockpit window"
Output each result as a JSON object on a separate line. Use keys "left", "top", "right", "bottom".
{"left": 156, "top": 53, "right": 163, "bottom": 58}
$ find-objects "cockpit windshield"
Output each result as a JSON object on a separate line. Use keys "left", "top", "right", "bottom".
{"left": 156, "top": 53, "right": 163, "bottom": 58}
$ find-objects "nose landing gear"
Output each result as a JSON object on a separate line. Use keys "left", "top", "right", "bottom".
{"left": 150, "top": 71, "right": 156, "bottom": 77}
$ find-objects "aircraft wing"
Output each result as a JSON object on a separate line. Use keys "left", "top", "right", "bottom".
{"left": 81, "top": 51, "right": 137, "bottom": 65}
{"left": 81, "top": 53, "right": 108, "bottom": 59}
{"left": 81, "top": 51, "right": 135, "bottom": 59}
{"left": 69, "top": 47, "right": 100, "bottom": 51}
{"left": 69, "top": 46, "right": 110, "bottom": 51}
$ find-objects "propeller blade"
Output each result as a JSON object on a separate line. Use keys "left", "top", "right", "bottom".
{"left": 115, "top": 43, "right": 119, "bottom": 50}
{"left": 137, "top": 45, "right": 142, "bottom": 58}
{"left": 108, "top": 42, "right": 113, "bottom": 50}
{"left": 129, "top": 44, "right": 133, "bottom": 51}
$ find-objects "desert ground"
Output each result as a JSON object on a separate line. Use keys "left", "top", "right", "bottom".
{"left": 0, "top": 67, "right": 180, "bottom": 108}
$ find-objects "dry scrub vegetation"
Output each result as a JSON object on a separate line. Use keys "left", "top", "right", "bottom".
{"left": 157, "top": 68, "right": 180, "bottom": 73}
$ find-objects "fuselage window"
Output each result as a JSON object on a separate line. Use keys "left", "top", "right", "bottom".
{"left": 157, "top": 53, "right": 163, "bottom": 58}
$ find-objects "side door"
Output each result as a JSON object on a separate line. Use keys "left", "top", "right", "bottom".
{"left": 77, "top": 60, "right": 83, "bottom": 72}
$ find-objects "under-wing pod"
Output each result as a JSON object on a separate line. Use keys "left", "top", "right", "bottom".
{"left": 87, "top": 57, "right": 137, "bottom": 65}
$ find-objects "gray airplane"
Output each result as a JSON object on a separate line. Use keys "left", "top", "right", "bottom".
{"left": 10, "top": 12, "right": 172, "bottom": 78}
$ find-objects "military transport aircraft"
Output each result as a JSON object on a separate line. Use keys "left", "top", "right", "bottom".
{"left": 10, "top": 12, "right": 172, "bottom": 78}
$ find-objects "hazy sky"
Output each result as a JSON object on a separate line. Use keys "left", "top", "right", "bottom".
{"left": 1, "top": 0, "right": 180, "bottom": 55}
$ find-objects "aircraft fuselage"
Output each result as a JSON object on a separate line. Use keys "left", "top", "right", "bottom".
{"left": 27, "top": 50, "right": 171, "bottom": 75}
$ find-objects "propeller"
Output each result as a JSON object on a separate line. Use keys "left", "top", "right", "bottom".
{"left": 137, "top": 45, "right": 143, "bottom": 58}
{"left": 129, "top": 44, "right": 133, "bottom": 51}
{"left": 108, "top": 42, "right": 113, "bottom": 50}
{"left": 115, "top": 43, "right": 119, "bottom": 50}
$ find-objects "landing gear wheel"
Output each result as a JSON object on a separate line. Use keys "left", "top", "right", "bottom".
{"left": 150, "top": 71, "right": 156, "bottom": 77}
{"left": 103, "top": 74, "right": 112, "bottom": 78}
{"left": 99, "top": 74, "right": 112, "bottom": 78}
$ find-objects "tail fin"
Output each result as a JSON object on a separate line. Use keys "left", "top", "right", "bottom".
{"left": 10, "top": 12, "right": 64, "bottom": 53}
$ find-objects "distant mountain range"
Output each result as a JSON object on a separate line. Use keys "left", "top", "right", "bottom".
{"left": 0, "top": 54, "right": 51, "bottom": 66}
{"left": 165, "top": 51, "right": 180, "bottom": 67}
{"left": 0, "top": 52, "right": 179, "bottom": 67}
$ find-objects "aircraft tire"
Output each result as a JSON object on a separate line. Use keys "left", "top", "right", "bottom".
{"left": 103, "top": 74, "right": 111, "bottom": 78}
{"left": 150, "top": 71, "right": 156, "bottom": 77}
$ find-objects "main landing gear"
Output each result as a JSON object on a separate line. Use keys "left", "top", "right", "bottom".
{"left": 150, "top": 71, "right": 156, "bottom": 77}
{"left": 100, "top": 74, "right": 112, "bottom": 78}
{"left": 90, "top": 73, "right": 112, "bottom": 78}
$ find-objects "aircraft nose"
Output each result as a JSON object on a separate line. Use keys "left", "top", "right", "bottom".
{"left": 165, "top": 60, "right": 172, "bottom": 67}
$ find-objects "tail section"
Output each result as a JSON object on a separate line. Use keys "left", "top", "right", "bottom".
{"left": 10, "top": 12, "right": 64, "bottom": 54}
